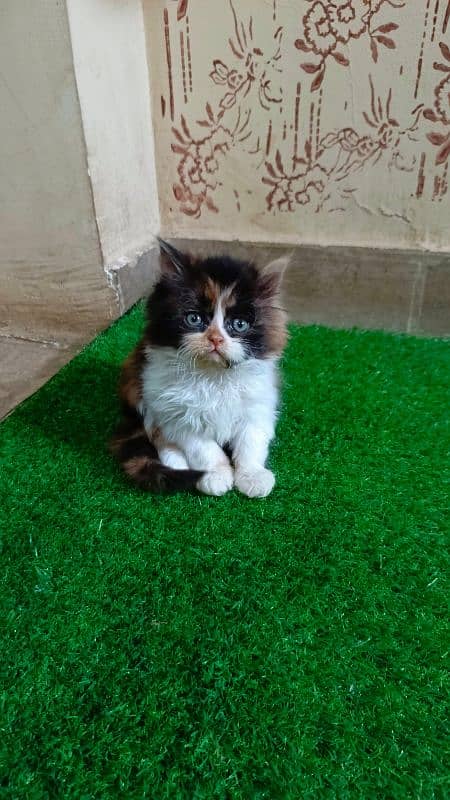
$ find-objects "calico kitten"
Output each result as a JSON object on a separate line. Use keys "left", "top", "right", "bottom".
{"left": 111, "top": 240, "right": 289, "bottom": 497}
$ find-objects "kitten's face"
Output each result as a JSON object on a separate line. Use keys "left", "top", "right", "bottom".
{"left": 147, "top": 243, "right": 288, "bottom": 368}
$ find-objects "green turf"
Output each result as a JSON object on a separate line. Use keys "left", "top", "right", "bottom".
{"left": 1, "top": 305, "right": 449, "bottom": 799}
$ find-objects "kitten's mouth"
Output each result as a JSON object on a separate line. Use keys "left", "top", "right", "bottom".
{"left": 206, "top": 348, "right": 231, "bottom": 368}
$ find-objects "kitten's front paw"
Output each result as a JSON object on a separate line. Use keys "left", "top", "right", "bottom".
{"left": 197, "top": 466, "right": 234, "bottom": 496}
{"left": 235, "top": 468, "right": 275, "bottom": 498}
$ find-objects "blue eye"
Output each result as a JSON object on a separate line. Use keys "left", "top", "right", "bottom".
{"left": 231, "top": 318, "right": 250, "bottom": 333}
{"left": 185, "top": 312, "right": 204, "bottom": 329}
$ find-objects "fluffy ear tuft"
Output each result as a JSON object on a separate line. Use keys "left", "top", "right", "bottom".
{"left": 158, "top": 238, "right": 189, "bottom": 276}
{"left": 258, "top": 253, "right": 291, "bottom": 296}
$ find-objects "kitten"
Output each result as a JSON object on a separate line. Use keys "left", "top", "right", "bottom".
{"left": 111, "top": 240, "right": 289, "bottom": 497}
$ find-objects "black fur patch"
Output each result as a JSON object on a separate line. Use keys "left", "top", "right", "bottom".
{"left": 146, "top": 253, "right": 278, "bottom": 358}
{"left": 111, "top": 409, "right": 203, "bottom": 493}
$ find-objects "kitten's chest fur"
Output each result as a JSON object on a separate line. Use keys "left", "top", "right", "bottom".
{"left": 141, "top": 348, "right": 278, "bottom": 444}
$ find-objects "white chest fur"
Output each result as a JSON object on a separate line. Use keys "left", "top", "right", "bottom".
{"left": 141, "top": 347, "right": 279, "bottom": 445}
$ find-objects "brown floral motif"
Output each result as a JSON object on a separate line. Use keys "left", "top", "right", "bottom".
{"left": 328, "top": 0, "right": 367, "bottom": 43}
{"left": 172, "top": 0, "right": 189, "bottom": 22}
{"left": 265, "top": 151, "right": 327, "bottom": 212}
{"left": 424, "top": 42, "right": 450, "bottom": 166}
{"left": 209, "top": 1, "right": 283, "bottom": 115}
{"left": 263, "top": 78, "right": 422, "bottom": 212}
{"left": 303, "top": 2, "right": 338, "bottom": 57}
{"left": 171, "top": 0, "right": 283, "bottom": 217}
{"left": 172, "top": 108, "right": 251, "bottom": 217}
{"left": 296, "top": 0, "right": 403, "bottom": 91}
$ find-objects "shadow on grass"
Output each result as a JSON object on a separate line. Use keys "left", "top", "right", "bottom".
{"left": 12, "top": 352, "right": 122, "bottom": 471}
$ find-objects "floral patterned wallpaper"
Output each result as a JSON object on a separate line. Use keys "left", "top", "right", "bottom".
{"left": 144, "top": 0, "right": 450, "bottom": 250}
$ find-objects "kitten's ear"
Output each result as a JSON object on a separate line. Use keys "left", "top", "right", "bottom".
{"left": 258, "top": 253, "right": 291, "bottom": 295}
{"left": 158, "top": 238, "right": 189, "bottom": 277}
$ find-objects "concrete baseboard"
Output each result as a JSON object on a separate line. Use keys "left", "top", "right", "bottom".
{"left": 168, "top": 239, "right": 450, "bottom": 337}
{"left": 2, "top": 240, "right": 447, "bottom": 420}
{"left": 0, "top": 247, "right": 160, "bottom": 420}
{"left": 106, "top": 246, "right": 160, "bottom": 316}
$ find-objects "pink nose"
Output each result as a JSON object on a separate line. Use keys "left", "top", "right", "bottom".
{"left": 208, "top": 332, "right": 224, "bottom": 348}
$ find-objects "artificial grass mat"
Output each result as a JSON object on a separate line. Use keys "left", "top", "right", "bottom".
{"left": 1, "top": 305, "right": 449, "bottom": 800}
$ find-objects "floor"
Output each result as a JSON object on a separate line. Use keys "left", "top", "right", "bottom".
{"left": 0, "top": 336, "right": 79, "bottom": 420}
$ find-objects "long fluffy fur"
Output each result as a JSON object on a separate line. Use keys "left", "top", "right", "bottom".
{"left": 110, "top": 407, "right": 203, "bottom": 492}
{"left": 111, "top": 242, "right": 288, "bottom": 495}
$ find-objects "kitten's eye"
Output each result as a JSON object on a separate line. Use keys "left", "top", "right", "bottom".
{"left": 185, "top": 312, "right": 204, "bottom": 329}
{"left": 231, "top": 318, "right": 250, "bottom": 333}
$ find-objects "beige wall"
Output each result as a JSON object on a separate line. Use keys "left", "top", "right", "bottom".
{"left": 0, "top": 0, "right": 116, "bottom": 342}
{"left": 66, "top": 0, "right": 159, "bottom": 270}
{"left": 1, "top": 0, "right": 448, "bottom": 366}
{"left": 0, "top": 0, "right": 160, "bottom": 346}
{"left": 145, "top": 0, "right": 450, "bottom": 252}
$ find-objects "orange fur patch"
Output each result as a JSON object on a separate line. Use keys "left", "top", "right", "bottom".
{"left": 265, "top": 306, "right": 288, "bottom": 356}
{"left": 119, "top": 342, "right": 146, "bottom": 408}
{"left": 219, "top": 284, "right": 237, "bottom": 310}
{"left": 203, "top": 281, "right": 236, "bottom": 312}
{"left": 124, "top": 455, "right": 150, "bottom": 478}
{"left": 204, "top": 278, "right": 220, "bottom": 306}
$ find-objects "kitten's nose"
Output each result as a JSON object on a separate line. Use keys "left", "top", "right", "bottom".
{"left": 208, "top": 331, "right": 224, "bottom": 348}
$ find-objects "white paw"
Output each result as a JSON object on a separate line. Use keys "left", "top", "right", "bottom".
{"left": 158, "top": 448, "right": 189, "bottom": 471}
{"left": 235, "top": 468, "right": 275, "bottom": 498}
{"left": 197, "top": 466, "right": 234, "bottom": 496}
